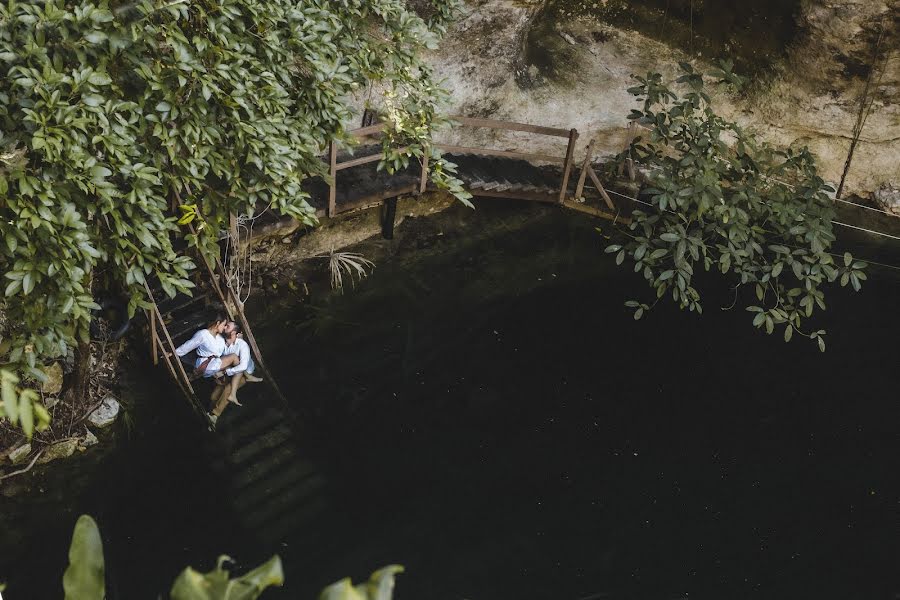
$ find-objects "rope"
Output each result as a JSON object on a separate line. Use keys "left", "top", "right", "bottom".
{"left": 834, "top": 196, "right": 900, "bottom": 219}
{"left": 607, "top": 188, "right": 900, "bottom": 242}
{"left": 599, "top": 188, "right": 900, "bottom": 271}
{"left": 222, "top": 201, "right": 273, "bottom": 305}
{"left": 832, "top": 220, "right": 900, "bottom": 241}
{"left": 625, "top": 114, "right": 900, "bottom": 220}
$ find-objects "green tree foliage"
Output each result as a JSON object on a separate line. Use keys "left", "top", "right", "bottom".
{"left": 0, "top": 0, "right": 466, "bottom": 400}
{"left": 608, "top": 62, "right": 866, "bottom": 350}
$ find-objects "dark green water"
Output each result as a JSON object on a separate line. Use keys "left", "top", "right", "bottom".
{"left": 2, "top": 204, "right": 898, "bottom": 598}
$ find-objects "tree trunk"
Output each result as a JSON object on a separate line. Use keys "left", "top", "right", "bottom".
{"left": 69, "top": 339, "right": 92, "bottom": 405}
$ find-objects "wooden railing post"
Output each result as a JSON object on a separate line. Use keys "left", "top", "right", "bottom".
{"left": 418, "top": 151, "right": 429, "bottom": 195}
{"left": 328, "top": 140, "right": 338, "bottom": 216}
{"left": 559, "top": 128, "right": 579, "bottom": 203}
{"left": 587, "top": 165, "right": 617, "bottom": 212}
{"left": 150, "top": 312, "right": 159, "bottom": 365}
{"left": 574, "top": 139, "right": 596, "bottom": 201}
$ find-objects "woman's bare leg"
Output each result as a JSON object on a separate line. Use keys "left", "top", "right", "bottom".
{"left": 228, "top": 372, "right": 244, "bottom": 404}
{"left": 210, "top": 383, "right": 225, "bottom": 411}
{"left": 219, "top": 354, "right": 240, "bottom": 370}
{"left": 213, "top": 382, "right": 233, "bottom": 416}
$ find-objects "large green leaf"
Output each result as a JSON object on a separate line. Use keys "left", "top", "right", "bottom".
{"left": 63, "top": 515, "right": 105, "bottom": 600}
{"left": 170, "top": 555, "right": 283, "bottom": 600}
{"left": 319, "top": 579, "right": 367, "bottom": 600}
{"left": 319, "top": 566, "right": 404, "bottom": 600}
{"left": 360, "top": 565, "right": 404, "bottom": 600}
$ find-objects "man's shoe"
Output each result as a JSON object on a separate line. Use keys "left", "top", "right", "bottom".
{"left": 207, "top": 413, "right": 218, "bottom": 430}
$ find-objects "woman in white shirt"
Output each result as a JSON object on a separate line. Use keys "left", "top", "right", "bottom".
{"left": 173, "top": 314, "right": 240, "bottom": 377}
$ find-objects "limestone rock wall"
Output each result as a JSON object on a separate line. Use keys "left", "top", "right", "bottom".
{"left": 423, "top": 0, "right": 899, "bottom": 202}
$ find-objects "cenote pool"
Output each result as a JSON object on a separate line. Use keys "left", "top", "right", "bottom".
{"left": 1, "top": 203, "right": 898, "bottom": 599}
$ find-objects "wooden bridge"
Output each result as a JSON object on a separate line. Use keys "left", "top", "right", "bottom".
{"left": 314, "top": 115, "right": 635, "bottom": 225}
{"left": 137, "top": 115, "right": 636, "bottom": 546}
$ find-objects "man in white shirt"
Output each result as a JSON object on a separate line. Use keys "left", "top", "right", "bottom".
{"left": 209, "top": 322, "right": 263, "bottom": 420}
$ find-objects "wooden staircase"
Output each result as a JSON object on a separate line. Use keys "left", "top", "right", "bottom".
{"left": 202, "top": 394, "right": 327, "bottom": 546}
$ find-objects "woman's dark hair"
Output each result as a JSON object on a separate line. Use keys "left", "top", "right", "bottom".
{"left": 207, "top": 313, "right": 228, "bottom": 328}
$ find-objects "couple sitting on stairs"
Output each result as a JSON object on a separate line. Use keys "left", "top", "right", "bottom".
{"left": 171, "top": 313, "right": 263, "bottom": 428}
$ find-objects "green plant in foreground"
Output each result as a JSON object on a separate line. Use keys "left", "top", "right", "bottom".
{"left": 27, "top": 514, "right": 402, "bottom": 599}
{"left": 608, "top": 61, "right": 866, "bottom": 351}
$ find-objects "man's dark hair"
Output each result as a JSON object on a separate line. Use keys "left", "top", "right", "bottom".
{"left": 230, "top": 322, "right": 242, "bottom": 335}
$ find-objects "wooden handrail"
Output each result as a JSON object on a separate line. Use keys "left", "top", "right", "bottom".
{"left": 335, "top": 152, "right": 382, "bottom": 171}
{"left": 349, "top": 117, "right": 572, "bottom": 139}
{"left": 449, "top": 116, "right": 572, "bottom": 138}
{"left": 335, "top": 147, "right": 410, "bottom": 171}
{"left": 142, "top": 280, "right": 200, "bottom": 413}
{"left": 434, "top": 144, "right": 563, "bottom": 164}
{"left": 150, "top": 311, "right": 159, "bottom": 366}
{"left": 347, "top": 123, "right": 386, "bottom": 139}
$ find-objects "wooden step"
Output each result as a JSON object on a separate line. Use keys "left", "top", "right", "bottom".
{"left": 233, "top": 462, "right": 320, "bottom": 513}
{"left": 230, "top": 445, "right": 299, "bottom": 491}
{"left": 221, "top": 408, "right": 287, "bottom": 449}
{"left": 255, "top": 496, "right": 329, "bottom": 545}
{"left": 229, "top": 424, "right": 294, "bottom": 466}
{"left": 242, "top": 474, "right": 327, "bottom": 528}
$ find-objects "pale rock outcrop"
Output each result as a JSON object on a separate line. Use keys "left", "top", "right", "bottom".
{"left": 422, "top": 0, "right": 899, "bottom": 201}
{"left": 87, "top": 395, "right": 120, "bottom": 429}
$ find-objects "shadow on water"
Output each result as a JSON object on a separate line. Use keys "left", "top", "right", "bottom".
{"left": 2, "top": 202, "right": 898, "bottom": 599}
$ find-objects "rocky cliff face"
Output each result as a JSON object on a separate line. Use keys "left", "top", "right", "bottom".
{"left": 425, "top": 0, "right": 899, "bottom": 208}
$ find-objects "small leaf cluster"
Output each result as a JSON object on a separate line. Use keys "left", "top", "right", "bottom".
{"left": 375, "top": 75, "right": 472, "bottom": 207}
{"left": 0, "top": 367, "right": 49, "bottom": 439}
{"left": 610, "top": 62, "right": 865, "bottom": 349}
{"left": 0, "top": 0, "right": 462, "bottom": 397}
